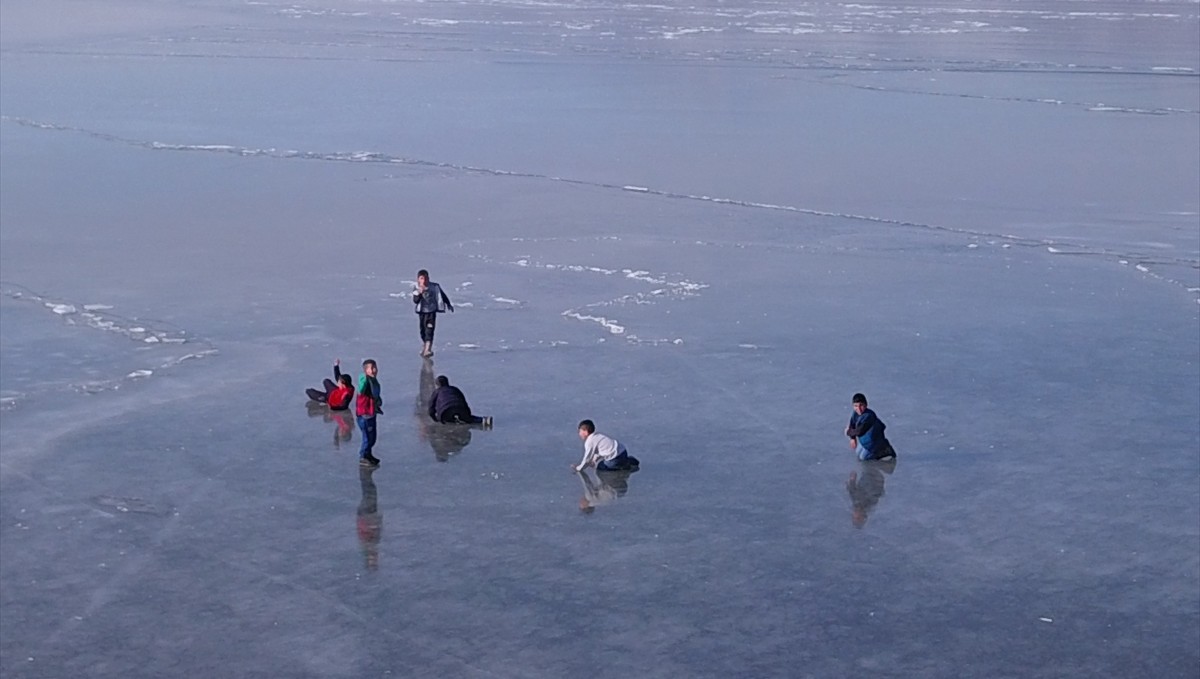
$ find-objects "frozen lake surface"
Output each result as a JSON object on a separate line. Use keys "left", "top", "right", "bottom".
{"left": 1, "top": 0, "right": 1198, "bottom": 676}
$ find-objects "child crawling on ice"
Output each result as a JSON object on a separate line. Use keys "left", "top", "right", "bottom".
{"left": 306, "top": 359, "right": 355, "bottom": 411}
{"left": 572, "top": 420, "right": 640, "bottom": 473}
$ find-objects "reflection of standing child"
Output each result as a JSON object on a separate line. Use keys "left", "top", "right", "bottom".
{"left": 412, "top": 269, "right": 454, "bottom": 358}
{"left": 357, "top": 467, "right": 382, "bottom": 571}
{"left": 356, "top": 359, "right": 383, "bottom": 467}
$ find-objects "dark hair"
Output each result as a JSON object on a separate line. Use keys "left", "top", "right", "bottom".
{"left": 339, "top": 374, "right": 353, "bottom": 387}
{"left": 578, "top": 419, "right": 595, "bottom": 434}
{"left": 436, "top": 375, "right": 449, "bottom": 387}
{"left": 417, "top": 269, "right": 429, "bottom": 279}
{"left": 363, "top": 359, "right": 377, "bottom": 369}
{"left": 852, "top": 393, "right": 867, "bottom": 405}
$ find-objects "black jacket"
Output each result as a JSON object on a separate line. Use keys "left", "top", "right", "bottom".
{"left": 428, "top": 385, "right": 470, "bottom": 420}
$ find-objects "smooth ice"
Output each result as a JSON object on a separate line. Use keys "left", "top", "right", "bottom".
{"left": 1, "top": 0, "right": 1198, "bottom": 677}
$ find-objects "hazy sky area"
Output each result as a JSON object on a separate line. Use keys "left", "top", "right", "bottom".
{"left": 0, "top": 0, "right": 1197, "bottom": 677}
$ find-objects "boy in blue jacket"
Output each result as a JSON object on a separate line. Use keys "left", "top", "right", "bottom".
{"left": 845, "top": 393, "right": 896, "bottom": 461}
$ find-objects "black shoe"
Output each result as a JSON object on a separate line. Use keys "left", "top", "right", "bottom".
{"left": 360, "top": 454, "right": 380, "bottom": 467}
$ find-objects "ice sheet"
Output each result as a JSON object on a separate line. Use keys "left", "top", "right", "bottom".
{"left": 1, "top": 0, "right": 1197, "bottom": 677}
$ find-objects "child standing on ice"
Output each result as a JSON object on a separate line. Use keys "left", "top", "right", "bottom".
{"left": 356, "top": 359, "right": 383, "bottom": 467}
{"left": 412, "top": 269, "right": 454, "bottom": 358}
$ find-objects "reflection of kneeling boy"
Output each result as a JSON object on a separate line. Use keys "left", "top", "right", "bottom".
{"left": 572, "top": 419, "right": 640, "bottom": 473}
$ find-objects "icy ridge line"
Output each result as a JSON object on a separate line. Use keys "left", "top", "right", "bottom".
{"left": 4, "top": 116, "right": 1195, "bottom": 301}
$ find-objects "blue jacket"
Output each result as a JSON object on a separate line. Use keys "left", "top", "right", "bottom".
{"left": 848, "top": 408, "right": 890, "bottom": 456}
{"left": 413, "top": 282, "right": 453, "bottom": 314}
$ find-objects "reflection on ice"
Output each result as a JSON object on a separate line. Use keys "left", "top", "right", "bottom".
{"left": 577, "top": 469, "right": 637, "bottom": 514}
{"left": 307, "top": 403, "right": 355, "bottom": 449}
{"left": 357, "top": 467, "right": 383, "bottom": 571}
{"left": 846, "top": 458, "right": 897, "bottom": 529}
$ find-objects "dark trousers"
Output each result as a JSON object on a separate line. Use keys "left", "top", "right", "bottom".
{"left": 597, "top": 451, "right": 639, "bottom": 471}
{"left": 357, "top": 416, "right": 377, "bottom": 458}
{"left": 419, "top": 312, "right": 437, "bottom": 342}
{"left": 437, "top": 408, "right": 483, "bottom": 425}
{"left": 306, "top": 379, "right": 337, "bottom": 403}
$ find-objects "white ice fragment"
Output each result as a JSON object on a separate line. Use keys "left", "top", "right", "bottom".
{"left": 622, "top": 185, "right": 650, "bottom": 192}
{"left": 738, "top": 343, "right": 758, "bottom": 349}
{"left": 1047, "top": 246, "right": 1061, "bottom": 254}
{"left": 492, "top": 297, "right": 521, "bottom": 305}
{"left": 143, "top": 336, "right": 160, "bottom": 343}
{"left": 563, "top": 310, "right": 625, "bottom": 334}
{"left": 460, "top": 281, "right": 473, "bottom": 287}
{"left": 128, "top": 327, "right": 145, "bottom": 333}
{"left": 1039, "top": 617, "right": 1053, "bottom": 623}
{"left": 672, "top": 338, "right": 683, "bottom": 345}
{"left": 1135, "top": 264, "right": 1149, "bottom": 272}
{"left": 82, "top": 304, "right": 114, "bottom": 311}
{"left": 46, "top": 303, "right": 77, "bottom": 315}
{"left": 1002, "top": 243, "right": 1012, "bottom": 248}
{"left": 387, "top": 293, "right": 406, "bottom": 298}
{"left": 967, "top": 243, "right": 979, "bottom": 249}
{"left": 126, "top": 370, "right": 153, "bottom": 379}
{"left": 458, "top": 343, "right": 480, "bottom": 349}
{"left": 515, "top": 259, "right": 530, "bottom": 267}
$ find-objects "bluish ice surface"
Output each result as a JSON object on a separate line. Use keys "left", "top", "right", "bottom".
{"left": 1, "top": 0, "right": 1198, "bottom": 677}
